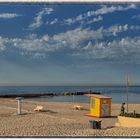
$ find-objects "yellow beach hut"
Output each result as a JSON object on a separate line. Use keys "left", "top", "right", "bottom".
{"left": 85, "top": 94, "right": 112, "bottom": 118}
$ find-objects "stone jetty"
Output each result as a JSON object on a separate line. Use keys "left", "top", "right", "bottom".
{"left": 0, "top": 91, "right": 101, "bottom": 98}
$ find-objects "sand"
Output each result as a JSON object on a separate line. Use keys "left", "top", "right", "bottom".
{"left": 0, "top": 98, "right": 139, "bottom": 137}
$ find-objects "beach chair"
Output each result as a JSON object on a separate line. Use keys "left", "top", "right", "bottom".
{"left": 73, "top": 105, "right": 83, "bottom": 110}
{"left": 34, "top": 106, "right": 44, "bottom": 112}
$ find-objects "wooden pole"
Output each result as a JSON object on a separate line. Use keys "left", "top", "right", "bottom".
{"left": 126, "top": 75, "right": 130, "bottom": 113}
{"left": 126, "top": 84, "right": 129, "bottom": 113}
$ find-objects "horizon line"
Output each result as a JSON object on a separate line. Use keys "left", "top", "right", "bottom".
{"left": 0, "top": 84, "right": 139, "bottom": 87}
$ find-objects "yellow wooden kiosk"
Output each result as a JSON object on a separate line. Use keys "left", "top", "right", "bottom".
{"left": 85, "top": 94, "right": 112, "bottom": 118}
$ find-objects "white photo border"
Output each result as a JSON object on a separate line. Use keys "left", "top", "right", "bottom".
{"left": 0, "top": 0, "right": 140, "bottom": 4}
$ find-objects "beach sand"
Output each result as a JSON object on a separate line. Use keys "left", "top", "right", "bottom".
{"left": 0, "top": 98, "right": 139, "bottom": 137}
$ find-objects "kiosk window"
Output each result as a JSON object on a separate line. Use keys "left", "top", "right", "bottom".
{"left": 91, "top": 98, "right": 95, "bottom": 108}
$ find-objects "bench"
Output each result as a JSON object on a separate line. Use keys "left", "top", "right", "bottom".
{"left": 34, "top": 106, "right": 44, "bottom": 111}
{"left": 73, "top": 105, "right": 83, "bottom": 110}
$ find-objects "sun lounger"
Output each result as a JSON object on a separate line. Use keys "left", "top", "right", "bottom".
{"left": 34, "top": 106, "right": 44, "bottom": 111}
{"left": 73, "top": 105, "right": 83, "bottom": 110}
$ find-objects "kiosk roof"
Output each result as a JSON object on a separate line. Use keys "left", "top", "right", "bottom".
{"left": 85, "top": 94, "right": 112, "bottom": 99}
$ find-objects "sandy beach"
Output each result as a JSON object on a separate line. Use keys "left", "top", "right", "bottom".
{"left": 0, "top": 98, "right": 139, "bottom": 137}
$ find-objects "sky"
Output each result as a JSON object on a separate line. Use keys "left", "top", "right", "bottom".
{"left": 0, "top": 4, "right": 140, "bottom": 86}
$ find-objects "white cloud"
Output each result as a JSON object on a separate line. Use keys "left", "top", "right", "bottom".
{"left": 87, "top": 16, "right": 103, "bottom": 24}
{"left": 87, "top": 4, "right": 136, "bottom": 17}
{"left": 105, "top": 24, "right": 128, "bottom": 36}
{"left": 50, "top": 18, "right": 58, "bottom": 25}
{"left": 46, "top": 5, "right": 136, "bottom": 26}
{"left": 29, "top": 7, "right": 54, "bottom": 29}
{"left": 0, "top": 24, "right": 139, "bottom": 61}
{"left": 62, "top": 4, "right": 136, "bottom": 26}
{"left": 32, "top": 52, "right": 46, "bottom": 59}
{"left": 44, "top": 7, "right": 54, "bottom": 15}
{"left": 52, "top": 27, "right": 105, "bottom": 49}
{"left": 104, "top": 24, "right": 140, "bottom": 36}
{"left": 0, "top": 36, "right": 9, "bottom": 51}
{"left": 64, "top": 15, "right": 103, "bottom": 25}
{"left": 64, "top": 18, "right": 75, "bottom": 25}
{"left": 0, "top": 27, "right": 103, "bottom": 57}
{"left": 79, "top": 37, "right": 140, "bottom": 62}
{"left": 0, "top": 13, "right": 21, "bottom": 19}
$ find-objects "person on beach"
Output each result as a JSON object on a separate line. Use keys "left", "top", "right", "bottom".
{"left": 121, "top": 102, "right": 125, "bottom": 114}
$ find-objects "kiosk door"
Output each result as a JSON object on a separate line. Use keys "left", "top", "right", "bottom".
{"left": 102, "top": 103, "right": 109, "bottom": 116}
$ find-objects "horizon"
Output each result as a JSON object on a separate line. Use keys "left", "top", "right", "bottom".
{"left": 0, "top": 84, "right": 139, "bottom": 87}
{"left": 0, "top": 4, "right": 140, "bottom": 85}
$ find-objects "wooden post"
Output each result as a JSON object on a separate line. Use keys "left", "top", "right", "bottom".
{"left": 126, "top": 75, "right": 131, "bottom": 113}
{"left": 126, "top": 85, "right": 129, "bottom": 113}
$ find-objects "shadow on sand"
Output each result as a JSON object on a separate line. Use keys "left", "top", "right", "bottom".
{"left": 102, "top": 126, "right": 116, "bottom": 130}
{"left": 110, "top": 116, "right": 118, "bottom": 118}
{"left": 37, "top": 110, "right": 58, "bottom": 114}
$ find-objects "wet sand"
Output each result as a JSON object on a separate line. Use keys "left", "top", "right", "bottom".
{"left": 0, "top": 98, "right": 139, "bottom": 137}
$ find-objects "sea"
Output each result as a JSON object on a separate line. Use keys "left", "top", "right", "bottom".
{"left": 0, "top": 86, "right": 139, "bottom": 103}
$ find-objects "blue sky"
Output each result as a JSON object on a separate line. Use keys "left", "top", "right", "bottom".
{"left": 0, "top": 4, "right": 140, "bottom": 86}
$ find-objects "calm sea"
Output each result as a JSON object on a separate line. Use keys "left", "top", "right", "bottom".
{"left": 0, "top": 86, "right": 139, "bottom": 103}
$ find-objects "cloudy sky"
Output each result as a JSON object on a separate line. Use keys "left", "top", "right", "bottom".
{"left": 0, "top": 4, "right": 140, "bottom": 86}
